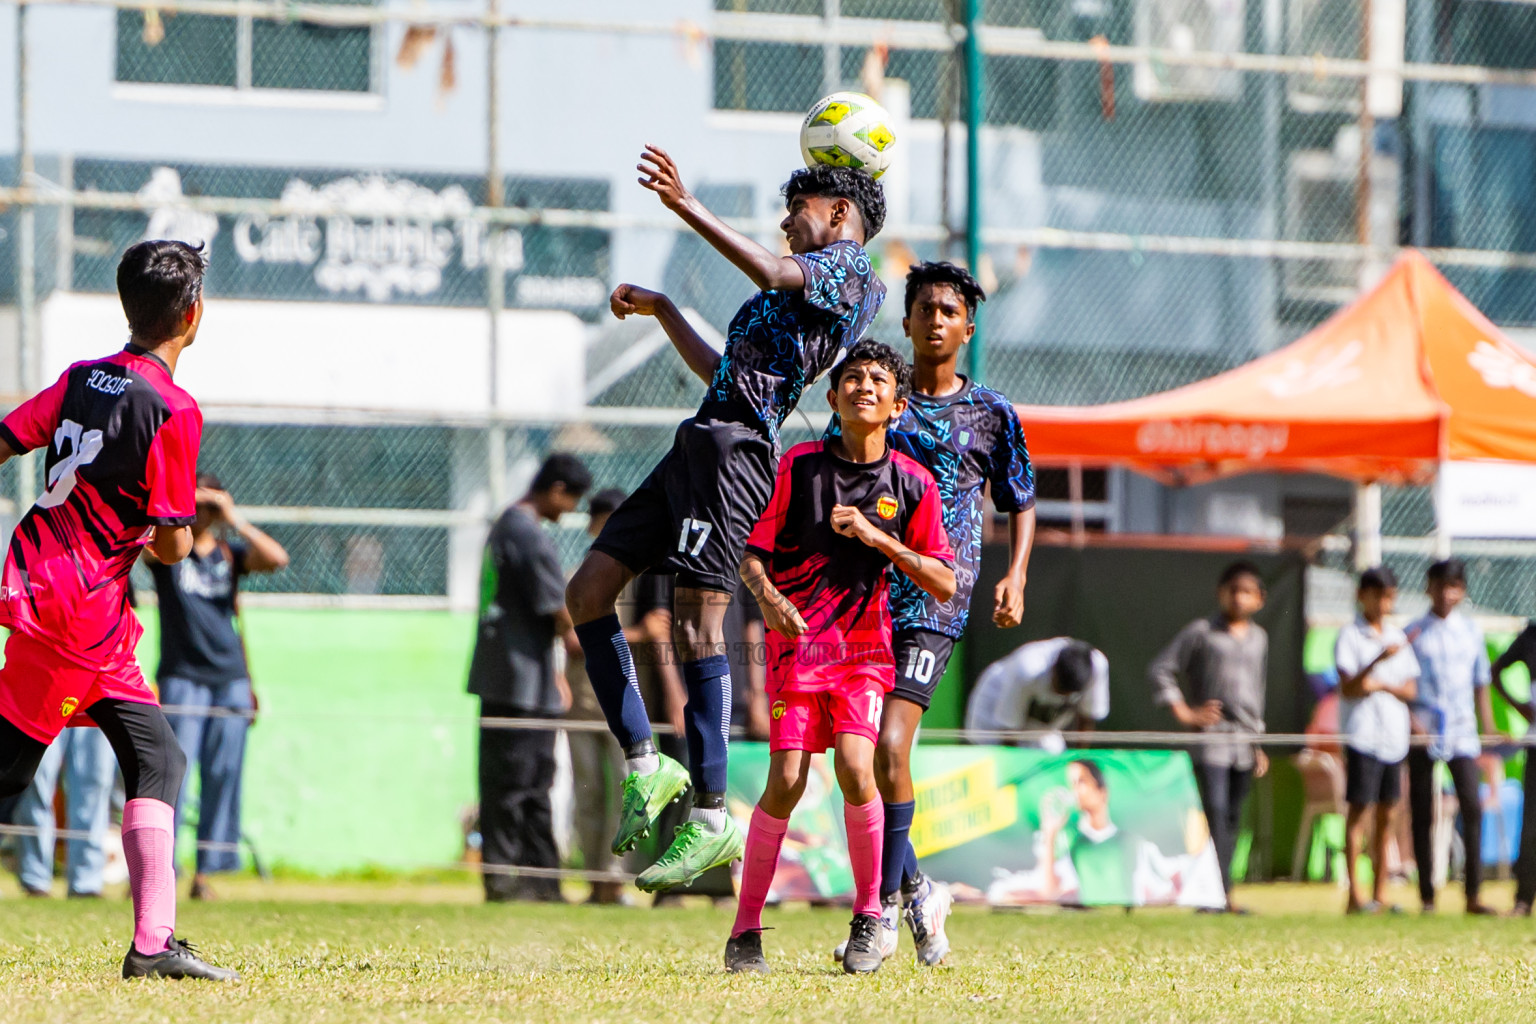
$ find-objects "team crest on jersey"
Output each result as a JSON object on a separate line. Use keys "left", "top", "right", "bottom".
{"left": 876, "top": 495, "right": 898, "bottom": 519}
{"left": 956, "top": 428, "right": 973, "bottom": 449}
{"left": 59, "top": 697, "right": 78, "bottom": 718}
{"left": 771, "top": 700, "right": 787, "bottom": 720}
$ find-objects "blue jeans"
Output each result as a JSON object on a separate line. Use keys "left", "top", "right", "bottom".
{"left": 17, "top": 727, "right": 115, "bottom": 895}
{"left": 161, "top": 676, "right": 251, "bottom": 874}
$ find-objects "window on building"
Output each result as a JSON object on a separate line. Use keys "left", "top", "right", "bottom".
{"left": 116, "top": 4, "right": 373, "bottom": 93}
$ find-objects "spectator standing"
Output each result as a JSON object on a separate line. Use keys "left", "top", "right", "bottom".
{"left": 469, "top": 454, "right": 590, "bottom": 903}
{"left": 14, "top": 729, "right": 115, "bottom": 897}
{"left": 1490, "top": 620, "right": 1536, "bottom": 916}
{"left": 1404, "top": 559, "right": 1496, "bottom": 915}
{"left": 147, "top": 473, "right": 289, "bottom": 900}
{"left": 565, "top": 487, "right": 630, "bottom": 904}
{"left": 1335, "top": 566, "right": 1419, "bottom": 915}
{"left": 965, "top": 638, "right": 1108, "bottom": 752}
{"left": 1148, "top": 561, "right": 1270, "bottom": 913}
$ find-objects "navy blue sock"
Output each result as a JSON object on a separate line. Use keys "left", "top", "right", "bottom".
{"left": 881, "top": 800, "right": 917, "bottom": 900}
{"left": 682, "top": 654, "right": 732, "bottom": 794}
{"left": 573, "top": 614, "right": 651, "bottom": 750}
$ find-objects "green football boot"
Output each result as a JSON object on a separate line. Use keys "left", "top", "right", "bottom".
{"left": 635, "top": 818, "right": 746, "bottom": 893}
{"left": 610, "top": 754, "right": 691, "bottom": 856}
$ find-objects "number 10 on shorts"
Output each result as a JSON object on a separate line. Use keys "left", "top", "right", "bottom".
{"left": 677, "top": 517, "right": 712, "bottom": 557}
{"left": 903, "top": 647, "right": 937, "bottom": 684}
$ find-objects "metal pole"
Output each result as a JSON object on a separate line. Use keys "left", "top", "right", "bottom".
{"left": 16, "top": 0, "right": 35, "bottom": 394}
{"left": 963, "top": 0, "right": 984, "bottom": 382}
{"left": 1354, "top": 481, "right": 1382, "bottom": 571}
{"left": 1355, "top": 0, "right": 1375, "bottom": 288}
{"left": 822, "top": 0, "right": 840, "bottom": 97}
{"left": 15, "top": 2, "right": 35, "bottom": 510}
{"left": 485, "top": 0, "right": 506, "bottom": 512}
{"left": 938, "top": 0, "right": 958, "bottom": 261}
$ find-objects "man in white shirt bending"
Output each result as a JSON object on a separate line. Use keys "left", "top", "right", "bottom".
{"left": 965, "top": 638, "right": 1109, "bottom": 753}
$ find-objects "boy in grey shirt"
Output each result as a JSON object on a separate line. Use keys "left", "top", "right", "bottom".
{"left": 1149, "top": 561, "right": 1269, "bottom": 912}
{"left": 1334, "top": 566, "right": 1419, "bottom": 915}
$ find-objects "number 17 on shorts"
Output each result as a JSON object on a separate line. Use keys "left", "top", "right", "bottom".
{"left": 677, "top": 517, "right": 713, "bottom": 557}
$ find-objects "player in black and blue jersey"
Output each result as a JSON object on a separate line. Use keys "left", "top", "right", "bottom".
{"left": 828, "top": 261, "right": 1035, "bottom": 965}
{"left": 565, "top": 146, "right": 887, "bottom": 892}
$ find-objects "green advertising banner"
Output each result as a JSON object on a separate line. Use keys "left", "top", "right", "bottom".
{"left": 726, "top": 745, "right": 1226, "bottom": 910}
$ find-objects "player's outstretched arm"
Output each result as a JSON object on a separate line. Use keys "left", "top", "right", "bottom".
{"left": 638, "top": 145, "right": 805, "bottom": 293}
{"left": 610, "top": 284, "right": 721, "bottom": 383}
{"left": 830, "top": 505, "right": 956, "bottom": 601}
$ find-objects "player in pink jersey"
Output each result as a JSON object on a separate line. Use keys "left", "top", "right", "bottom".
{"left": 0, "top": 241, "right": 237, "bottom": 982}
{"left": 726, "top": 340, "right": 955, "bottom": 975}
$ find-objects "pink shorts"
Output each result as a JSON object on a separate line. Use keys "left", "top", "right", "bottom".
{"left": 767, "top": 668, "right": 887, "bottom": 753}
{"left": 0, "top": 630, "right": 155, "bottom": 743}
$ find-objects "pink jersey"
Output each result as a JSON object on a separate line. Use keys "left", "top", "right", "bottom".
{"left": 0, "top": 346, "right": 201, "bottom": 667}
{"left": 746, "top": 440, "right": 952, "bottom": 693}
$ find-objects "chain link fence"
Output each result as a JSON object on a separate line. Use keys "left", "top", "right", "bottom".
{"left": 3, "top": 0, "right": 1536, "bottom": 610}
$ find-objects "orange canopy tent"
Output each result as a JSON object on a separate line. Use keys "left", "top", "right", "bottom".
{"left": 1014, "top": 250, "right": 1536, "bottom": 485}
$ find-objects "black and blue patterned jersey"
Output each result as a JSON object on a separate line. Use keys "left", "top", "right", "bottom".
{"left": 698, "top": 239, "right": 885, "bottom": 446}
{"left": 826, "top": 377, "right": 1034, "bottom": 638}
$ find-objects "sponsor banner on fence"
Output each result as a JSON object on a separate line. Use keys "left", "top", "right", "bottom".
{"left": 726, "top": 745, "right": 1226, "bottom": 910}
{"left": 71, "top": 159, "right": 610, "bottom": 316}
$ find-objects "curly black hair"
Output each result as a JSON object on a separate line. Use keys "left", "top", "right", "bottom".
{"left": 781, "top": 164, "right": 886, "bottom": 241}
{"left": 904, "top": 260, "right": 986, "bottom": 321}
{"left": 828, "top": 339, "right": 913, "bottom": 403}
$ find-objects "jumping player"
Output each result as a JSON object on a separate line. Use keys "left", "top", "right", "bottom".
{"left": 0, "top": 240, "right": 237, "bottom": 981}
{"left": 725, "top": 341, "right": 955, "bottom": 975}
{"left": 565, "top": 147, "right": 887, "bottom": 891}
{"left": 830, "top": 261, "right": 1035, "bottom": 966}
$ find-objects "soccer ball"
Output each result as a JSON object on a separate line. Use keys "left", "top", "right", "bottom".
{"left": 799, "top": 92, "right": 896, "bottom": 180}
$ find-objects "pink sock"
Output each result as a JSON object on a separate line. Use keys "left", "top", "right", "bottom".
{"left": 731, "top": 805, "right": 790, "bottom": 938}
{"left": 844, "top": 798, "right": 885, "bottom": 919}
{"left": 122, "top": 798, "right": 177, "bottom": 955}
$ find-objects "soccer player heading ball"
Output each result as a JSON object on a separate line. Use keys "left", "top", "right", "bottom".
{"left": 826, "top": 261, "right": 1035, "bottom": 965}
{"left": 727, "top": 340, "right": 955, "bottom": 975}
{"left": 565, "top": 146, "right": 887, "bottom": 891}
{"left": 0, "top": 241, "right": 237, "bottom": 981}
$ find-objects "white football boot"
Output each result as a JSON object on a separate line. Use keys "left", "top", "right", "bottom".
{"left": 904, "top": 878, "right": 953, "bottom": 966}
{"left": 832, "top": 897, "right": 900, "bottom": 962}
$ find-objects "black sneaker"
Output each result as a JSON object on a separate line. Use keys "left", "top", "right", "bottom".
{"left": 724, "top": 930, "right": 771, "bottom": 974}
{"left": 842, "top": 915, "right": 883, "bottom": 975}
{"left": 122, "top": 936, "right": 240, "bottom": 981}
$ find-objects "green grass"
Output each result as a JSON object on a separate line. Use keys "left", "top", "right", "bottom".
{"left": 5, "top": 879, "right": 1536, "bottom": 1023}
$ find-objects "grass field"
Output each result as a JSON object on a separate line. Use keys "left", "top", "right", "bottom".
{"left": 4, "top": 876, "right": 1536, "bottom": 1023}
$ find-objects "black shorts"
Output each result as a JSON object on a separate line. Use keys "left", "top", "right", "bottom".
{"left": 591, "top": 417, "right": 776, "bottom": 593}
{"left": 1345, "top": 747, "right": 1404, "bottom": 807}
{"left": 889, "top": 629, "right": 956, "bottom": 711}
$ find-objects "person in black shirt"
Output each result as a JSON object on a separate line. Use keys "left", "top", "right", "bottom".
{"left": 469, "top": 453, "right": 590, "bottom": 902}
{"left": 146, "top": 472, "right": 288, "bottom": 901}
{"left": 1492, "top": 622, "right": 1536, "bottom": 915}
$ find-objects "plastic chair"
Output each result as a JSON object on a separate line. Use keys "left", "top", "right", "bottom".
{"left": 1291, "top": 748, "right": 1346, "bottom": 881}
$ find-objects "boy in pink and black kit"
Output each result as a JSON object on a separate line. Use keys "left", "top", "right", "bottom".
{"left": 0, "top": 241, "right": 237, "bottom": 981}
{"left": 727, "top": 341, "right": 955, "bottom": 975}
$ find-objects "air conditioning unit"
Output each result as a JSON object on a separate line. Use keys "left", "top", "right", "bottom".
{"left": 1286, "top": 0, "right": 1360, "bottom": 114}
{"left": 1133, "top": 0, "right": 1245, "bottom": 103}
{"left": 1282, "top": 143, "right": 1399, "bottom": 306}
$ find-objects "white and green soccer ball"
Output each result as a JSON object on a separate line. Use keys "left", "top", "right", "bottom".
{"left": 799, "top": 91, "right": 896, "bottom": 180}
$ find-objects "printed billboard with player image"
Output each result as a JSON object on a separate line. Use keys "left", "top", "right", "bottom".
{"left": 726, "top": 745, "right": 1227, "bottom": 910}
